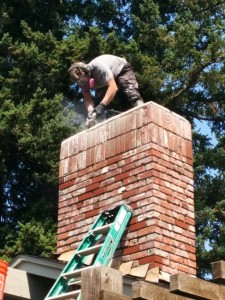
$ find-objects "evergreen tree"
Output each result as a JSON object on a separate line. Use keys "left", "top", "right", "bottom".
{"left": 0, "top": 219, "right": 56, "bottom": 263}
{"left": 0, "top": 0, "right": 225, "bottom": 277}
{"left": 0, "top": 0, "right": 68, "bottom": 40}
{"left": 0, "top": 16, "right": 79, "bottom": 257}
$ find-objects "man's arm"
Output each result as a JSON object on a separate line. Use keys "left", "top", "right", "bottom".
{"left": 100, "top": 78, "right": 118, "bottom": 106}
{"left": 82, "top": 90, "right": 94, "bottom": 112}
{"left": 83, "top": 91, "right": 96, "bottom": 128}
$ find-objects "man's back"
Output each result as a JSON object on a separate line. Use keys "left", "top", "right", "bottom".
{"left": 89, "top": 55, "right": 127, "bottom": 89}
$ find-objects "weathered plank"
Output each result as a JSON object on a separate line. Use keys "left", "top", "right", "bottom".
{"left": 170, "top": 274, "right": 225, "bottom": 300}
{"left": 132, "top": 281, "right": 192, "bottom": 300}
{"left": 212, "top": 261, "right": 225, "bottom": 284}
{"left": 145, "top": 267, "right": 160, "bottom": 283}
{"left": 159, "top": 271, "right": 171, "bottom": 283}
{"left": 81, "top": 266, "right": 123, "bottom": 300}
{"left": 119, "top": 261, "right": 134, "bottom": 275}
{"left": 130, "top": 264, "right": 149, "bottom": 278}
{"left": 145, "top": 267, "right": 170, "bottom": 283}
{"left": 99, "top": 289, "right": 132, "bottom": 300}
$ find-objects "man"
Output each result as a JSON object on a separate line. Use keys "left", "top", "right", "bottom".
{"left": 69, "top": 54, "right": 144, "bottom": 128}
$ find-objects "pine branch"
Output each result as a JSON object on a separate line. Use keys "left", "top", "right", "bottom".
{"left": 170, "top": 56, "right": 225, "bottom": 101}
{"left": 194, "top": 0, "right": 225, "bottom": 16}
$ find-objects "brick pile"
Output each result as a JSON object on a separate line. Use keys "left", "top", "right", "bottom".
{"left": 57, "top": 101, "right": 196, "bottom": 276}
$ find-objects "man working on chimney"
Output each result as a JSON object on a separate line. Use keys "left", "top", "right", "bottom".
{"left": 68, "top": 54, "right": 144, "bottom": 128}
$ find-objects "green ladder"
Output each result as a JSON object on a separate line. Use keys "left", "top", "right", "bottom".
{"left": 44, "top": 204, "right": 133, "bottom": 300}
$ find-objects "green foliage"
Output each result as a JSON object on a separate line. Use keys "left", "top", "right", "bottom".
{"left": 194, "top": 130, "right": 225, "bottom": 277}
{"left": 0, "top": 19, "right": 79, "bottom": 247}
{"left": 0, "top": 0, "right": 67, "bottom": 40}
{"left": 0, "top": 219, "right": 56, "bottom": 263}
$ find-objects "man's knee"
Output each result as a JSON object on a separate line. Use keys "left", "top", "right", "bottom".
{"left": 123, "top": 86, "right": 143, "bottom": 104}
{"left": 132, "top": 99, "right": 144, "bottom": 107}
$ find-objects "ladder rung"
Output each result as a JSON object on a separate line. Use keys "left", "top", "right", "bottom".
{"left": 76, "top": 244, "right": 103, "bottom": 256}
{"left": 68, "top": 280, "right": 81, "bottom": 287}
{"left": 90, "top": 223, "right": 113, "bottom": 234}
{"left": 62, "top": 266, "right": 93, "bottom": 280}
{"left": 46, "top": 289, "right": 80, "bottom": 300}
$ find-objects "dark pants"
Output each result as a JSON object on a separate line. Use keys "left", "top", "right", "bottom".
{"left": 95, "top": 63, "right": 143, "bottom": 106}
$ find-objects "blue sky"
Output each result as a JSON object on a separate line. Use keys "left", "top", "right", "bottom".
{"left": 195, "top": 119, "right": 218, "bottom": 146}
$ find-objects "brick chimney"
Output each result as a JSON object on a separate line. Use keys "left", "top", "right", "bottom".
{"left": 57, "top": 101, "right": 196, "bottom": 276}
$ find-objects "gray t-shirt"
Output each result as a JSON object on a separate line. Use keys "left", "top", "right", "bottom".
{"left": 88, "top": 55, "right": 127, "bottom": 89}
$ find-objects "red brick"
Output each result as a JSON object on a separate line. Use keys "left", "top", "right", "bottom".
{"left": 92, "top": 174, "right": 107, "bottom": 184}
{"left": 93, "top": 187, "right": 106, "bottom": 196}
{"left": 109, "top": 138, "right": 116, "bottom": 157}
{"left": 131, "top": 250, "right": 148, "bottom": 260}
{"left": 129, "top": 202, "right": 138, "bottom": 210}
{"left": 122, "top": 189, "right": 137, "bottom": 200}
{"left": 119, "top": 134, "right": 126, "bottom": 153}
{"left": 77, "top": 202, "right": 83, "bottom": 209}
{"left": 184, "top": 244, "right": 196, "bottom": 254}
{"left": 136, "top": 108, "right": 145, "bottom": 128}
{"left": 129, "top": 221, "right": 147, "bottom": 232}
{"left": 56, "top": 245, "right": 70, "bottom": 253}
{"left": 160, "top": 214, "right": 175, "bottom": 225}
{"left": 77, "top": 166, "right": 93, "bottom": 177}
{"left": 129, "top": 216, "right": 137, "bottom": 225}
{"left": 86, "top": 182, "right": 100, "bottom": 192}
{"left": 114, "top": 136, "right": 121, "bottom": 155}
{"left": 59, "top": 180, "right": 74, "bottom": 191}
{"left": 123, "top": 245, "right": 140, "bottom": 255}
{"left": 85, "top": 209, "right": 99, "bottom": 219}
{"left": 106, "top": 181, "right": 122, "bottom": 192}
{"left": 78, "top": 192, "right": 92, "bottom": 201}
{"left": 185, "top": 217, "right": 195, "bottom": 226}
{"left": 124, "top": 131, "right": 131, "bottom": 151}
{"left": 115, "top": 171, "right": 130, "bottom": 182}
{"left": 138, "top": 226, "right": 155, "bottom": 237}
{"left": 139, "top": 241, "right": 155, "bottom": 251}
{"left": 68, "top": 155, "right": 78, "bottom": 174}
{"left": 114, "top": 116, "right": 124, "bottom": 136}
{"left": 175, "top": 219, "right": 190, "bottom": 230}
{"left": 130, "top": 130, "right": 137, "bottom": 149}
{"left": 107, "top": 119, "right": 116, "bottom": 139}
{"left": 125, "top": 112, "right": 134, "bottom": 130}
{"left": 123, "top": 175, "right": 136, "bottom": 185}
{"left": 139, "top": 255, "right": 163, "bottom": 265}
{"left": 148, "top": 262, "right": 163, "bottom": 270}
{"left": 106, "top": 168, "right": 120, "bottom": 178}
{"left": 130, "top": 165, "right": 146, "bottom": 176}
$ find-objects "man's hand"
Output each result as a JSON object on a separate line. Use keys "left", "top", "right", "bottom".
{"left": 93, "top": 103, "right": 106, "bottom": 118}
{"left": 86, "top": 103, "right": 106, "bottom": 128}
{"left": 88, "top": 110, "right": 95, "bottom": 119}
{"left": 86, "top": 118, "right": 96, "bottom": 128}
{"left": 86, "top": 110, "right": 96, "bottom": 128}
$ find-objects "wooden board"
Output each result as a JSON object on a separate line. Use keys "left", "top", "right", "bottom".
{"left": 99, "top": 289, "right": 132, "bottom": 300}
{"left": 130, "top": 264, "right": 149, "bottom": 278}
{"left": 132, "top": 281, "right": 192, "bottom": 300}
{"left": 170, "top": 274, "right": 225, "bottom": 300}
{"left": 81, "top": 266, "right": 123, "bottom": 300}
{"left": 119, "top": 261, "right": 134, "bottom": 275}
{"left": 212, "top": 260, "right": 225, "bottom": 284}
